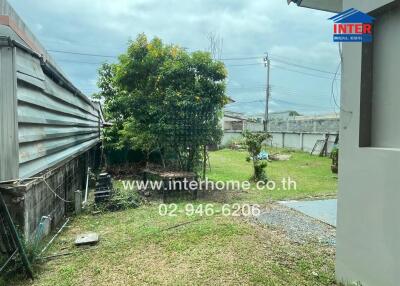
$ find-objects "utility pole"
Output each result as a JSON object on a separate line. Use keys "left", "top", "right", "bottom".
{"left": 263, "top": 54, "right": 271, "bottom": 132}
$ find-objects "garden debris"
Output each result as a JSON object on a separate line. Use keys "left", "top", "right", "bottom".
{"left": 106, "top": 163, "right": 144, "bottom": 179}
{"left": 230, "top": 143, "right": 244, "bottom": 150}
{"left": 40, "top": 247, "right": 99, "bottom": 261}
{"left": 257, "top": 151, "right": 269, "bottom": 160}
{"left": 162, "top": 218, "right": 202, "bottom": 231}
{"left": 75, "top": 232, "right": 99, "bottom": 246}
{"left": 269, "top": 154, "right": 292, "bottom": 161}
{"left": 94, "top": 173, "right": 113, "bottom": 203}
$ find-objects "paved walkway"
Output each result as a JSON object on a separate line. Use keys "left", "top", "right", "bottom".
{"left": 278, "top": 199, "right": 337, "bottom": 227}
{"left": 256, "top": 203, "right": 336, "bottom": 245}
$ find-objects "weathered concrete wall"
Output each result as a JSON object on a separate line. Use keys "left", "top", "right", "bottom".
{"left": 246, "top": 121, "right": 264, "bottom": 132}
{"left": 221, "top": 131, "right": 242, "bottom": 146}
{"left": 268, "top": 115, "right": 339, "bottom": 133}
{"left": 222, "top": 130, "right": 337, "bottom": 154}
{"left": 268, "top": 132, "right": 338, "bottom": 153}
{"left": 0, "top": 145, "right": 100, "bottom": 240}
{"left": 222, "top": 114, "right": 339, "bottom": 153}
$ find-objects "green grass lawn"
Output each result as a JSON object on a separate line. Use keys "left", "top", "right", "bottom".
{"left": 8, "top": 148, "right": 337, "bottom": 286}
{"left": 10, "top": 206, "right": 335, "bottom": 286}
{"left": 206, "top": 148, "right": 337, "bottom": 202}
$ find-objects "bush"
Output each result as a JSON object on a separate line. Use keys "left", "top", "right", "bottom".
{"left": 242, "top": 131, "right": 271, "bottom": 182}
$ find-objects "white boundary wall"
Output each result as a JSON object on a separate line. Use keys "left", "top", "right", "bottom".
{"left": 222, "top": 130, "right": 338, "bottom": 154}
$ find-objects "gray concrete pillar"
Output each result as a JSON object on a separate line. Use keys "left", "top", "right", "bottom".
{"left": 75, "top": 190, "right": 82, "bottom": 215}
{"left": 300, "top": 133, "right": 304, "bottom": 151}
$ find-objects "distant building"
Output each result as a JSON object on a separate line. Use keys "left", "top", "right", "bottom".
{"left": 223, "top": 110, "right": 264, "bottom": 132}
{"left": 221, "top": 110, "right": 264, "bottom": 145}
{"left": 268, "top": 110, "right": 301, "bottom": 120}
{"left": 223, "top": 111, "right": 246, "bottom": 131}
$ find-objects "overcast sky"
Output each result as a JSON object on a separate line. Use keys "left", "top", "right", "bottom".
{"left": 9, "top": 0, "right": 341, "bottom": 116}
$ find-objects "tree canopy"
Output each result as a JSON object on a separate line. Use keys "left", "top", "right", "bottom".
{"left": 97, "top": 34, "right": 228, "bottom": 171}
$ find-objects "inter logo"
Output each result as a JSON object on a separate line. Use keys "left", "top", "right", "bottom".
{"left": 329, "top": 8, "right": 375, "bottom": 43}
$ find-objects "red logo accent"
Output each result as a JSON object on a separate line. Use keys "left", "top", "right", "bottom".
{"left": 333, "top": 23, "right": 372, "bottom": 34}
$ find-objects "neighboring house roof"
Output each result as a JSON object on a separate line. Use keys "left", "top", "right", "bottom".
{"left": 329, "top": 8, "right": 375, "bottom": 23}
{"left": 224, "top": 116, "right": 244, "bottom": 122}
{"left": 224, "top": 110, "right": 247, "bottom": 120}
{"left": 270, "top": 110, "right": 300, "bottom": 116}
{"left": 291, "top": 113, "right": 339, "bottom": 121}
{"left": 226, "top": 97, "right": 235, "bottom": 104}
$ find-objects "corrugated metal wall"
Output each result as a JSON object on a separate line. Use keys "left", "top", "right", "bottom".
{"left": 0, "top": 45, "right": 18, "bottom": 180}
{"left": 1, "top": 0, "right": 101, "bottom": 181}
{"left": 15, "top": 48, "right": 100, "bottom": 179}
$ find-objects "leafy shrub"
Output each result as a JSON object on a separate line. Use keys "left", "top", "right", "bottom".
{"left": 242, "top": 131, "right": 271, "bottom": 181}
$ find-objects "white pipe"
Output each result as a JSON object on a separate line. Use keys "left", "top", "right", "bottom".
{"left": 40, "top": 217, "right": 70, "bottom": 256}
{"left": 83, "top": 167, "right": 90, "bottom": 205}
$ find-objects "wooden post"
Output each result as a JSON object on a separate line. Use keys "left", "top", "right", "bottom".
{"left": 319, "top": 134, "right": 329, "bottom": 157}
{"left": 0, "top": 193, "right": 34, "bottom": 279}
{"left": 74, "top": 190, "right": 82, "bottom": 215}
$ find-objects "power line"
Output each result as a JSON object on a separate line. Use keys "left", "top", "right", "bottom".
{"left": 48, "top": 49, "right": 116, "bottom": 58}
{"left": 227, "top": 81, "right": 333, "bottom": 95}
{"left": 228, "top": 85, "right": 266, "bottom": 90}
{"left": 271, "top": 64, "right": 341, "bottom": 81}
{"left": 272, "top": 93, "right": 332, "bottom": 107}
{"left": 48, "top": 49, "right": 340, "bottom": 80}
{"left": 228, "top": 97, "right": 332, "bottom": 111}
{"left": 48, "top": 49, "right": 265, "bottom": 62}
{"left": 48, "top": 49, "right": 340, "bottom": 75}
{"left": 269, "top": 53, "right": 339, "bottom": 72}
{"left": 272, "top": 98, "right": 331, "bottom": 110}
{"left": 271, "top": 85, "right": 332, "bottom": 98}
{"left": 226, "top": 63, "right": 264, "bottom": 67}
{"left": 270, "top": 58, "right": 341, "bottom": 76}
{"left": 56, "top": 59, "right": 108, "bottom": 65}
{"left": 227, "top": 99, "right": 265, "bottom": 105}
{"left": 220, "top": 56, "right": 262, "bottom": 61}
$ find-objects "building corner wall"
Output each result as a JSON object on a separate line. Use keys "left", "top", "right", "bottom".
{"left": 335, "top": 1, "right": 400, "bottom": 285}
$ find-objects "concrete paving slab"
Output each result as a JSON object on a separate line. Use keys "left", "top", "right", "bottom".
{"left": 75, "top": 232, "right": 99, "bottom": 246}
{"left": 278, "top": 199, "right": 337, "bottom": 227}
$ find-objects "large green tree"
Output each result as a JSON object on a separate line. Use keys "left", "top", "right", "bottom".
{"left": 97, "top": 34, "right": 228, "bottom": 171}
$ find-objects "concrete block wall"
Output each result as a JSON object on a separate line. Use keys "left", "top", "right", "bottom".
{"left": 269, "top": 115, "right": 340, "bottom": 133}
{"left": 221, "top": 130, "right": 337, "bottom": 154}
{"left": 221, "top": 131, "right": 242, "bottom": 146}
{"left": 268, "top": 132, "right": 338, "bottom": 153}
{"left": 0, "top": 145, "right": 100, "bottom": 240}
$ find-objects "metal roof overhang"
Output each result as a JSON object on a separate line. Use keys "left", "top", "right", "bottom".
{"left": 287, "top": 0, "right": 342, "bottom": 13}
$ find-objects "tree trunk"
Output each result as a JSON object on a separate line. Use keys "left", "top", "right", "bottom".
{"left": 202, "top": 145, "right": 207, "bottom": 179}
